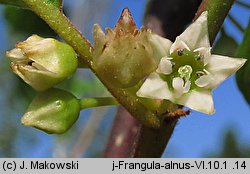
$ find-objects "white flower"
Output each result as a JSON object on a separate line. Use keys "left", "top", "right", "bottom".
{"left": 136, "top": 11, "right": 247, "bottom": 114}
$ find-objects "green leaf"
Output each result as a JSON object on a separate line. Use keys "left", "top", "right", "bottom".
{"left": 213, "top": 29, "right": 238, "bottom": 56}
{"left": 0, "top": 0, "right": 28, "bottom": 9}
{"left": 236, "top": 20, "right": 250, "bottom": 105}
{"left": 4, "top": 6, "right": 56, "bottom": 36}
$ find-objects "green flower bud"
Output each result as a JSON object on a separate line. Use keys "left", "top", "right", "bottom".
{"left": 21, "top": 88, "right": 80, "bottom": 134}
{"left": 6, "top": 35, "right": 78, "bottom": 91}
{"left": 93, "top": 8, "right": 157, "bottom": 88}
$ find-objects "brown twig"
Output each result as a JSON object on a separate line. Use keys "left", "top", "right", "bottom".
{"left": 104, "top": 107, "right": 140, "bottom": 157}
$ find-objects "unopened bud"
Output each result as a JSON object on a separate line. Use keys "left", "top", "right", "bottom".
{"left": 93, "top": 8, "right": 157, "bottom": 88}
{"left": 21, "top": 88, "right": 80, "bottom": 134}
{"left": 6, "top": 35, "right": 78, "bottom": 91}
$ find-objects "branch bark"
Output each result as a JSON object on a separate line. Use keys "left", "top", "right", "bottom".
{"left": 104, "top": 107, "right": 140, "bottom": 157}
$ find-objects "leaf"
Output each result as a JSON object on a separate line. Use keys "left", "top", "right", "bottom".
{"left": 4, "top": 6, "right": 56, "bottom": 36}
{"left": 235, "top": 20, "right": 250, "bottom": 105}
{"left": 0, "top": 0, "right": 28, "bottom": 9}
{"left": 212, "top": 29, "right": 238, "bottom": 56}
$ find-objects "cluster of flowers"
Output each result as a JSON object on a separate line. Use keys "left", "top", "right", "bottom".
{"left": 6, "top": 9, "right": 246, "bottom": 133}
{"left": 93, "top": 10, "right": 246, "bottom": 114}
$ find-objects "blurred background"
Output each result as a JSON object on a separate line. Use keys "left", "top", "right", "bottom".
{"left": 0, "top": 0, "right": 250, "bottom": 157}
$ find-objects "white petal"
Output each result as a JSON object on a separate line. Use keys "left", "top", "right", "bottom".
{"left": 26, "top": 35, "right": 44, "bottom": 42}
{"left": 136, "top": 72, "right": 172, "bottom": 99}
{"left": 195, "top": 75, "right": 211, "bottom": 87}
{"left": 150, "top": 33, "right": 173, "bottom": 59}
{"left": 156, "top": 57, "right": 173, "bottom": 74}
{"left": 6, "top": 48, "right": 27, "bottom": 61}
{"left": 173, "top": 11, "right": 210, "bottom": 51}
{"left": 194, "top": 47, "right": 211, "bottom": 65}
{"left": 172, "top": 77, "right": 191, "bottom": 98}
{"left": 170, "top": 37, "right": 190, "bottom": 54}
{"left": 206, "top": 55, "right": 247, "bottom": 89}
{"left": 176, "top": 89, "right": 215, "bottom": 114}
{"left": 172, "top": 77, "right": 183, "bottom": 97}
{"left": 183, "top": 80, "right": 191, "bottom": 93}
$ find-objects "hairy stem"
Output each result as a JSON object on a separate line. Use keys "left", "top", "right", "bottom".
{"left": 195, "top": 0, "right": 236, "bottom": 43}
{"left": 79, "top": 97, "right": 119, "bottom": 110}
{"left": 22, "top": 0, "right": 93, "bottom": 64}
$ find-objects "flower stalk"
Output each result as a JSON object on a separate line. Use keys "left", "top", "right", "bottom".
{"left": 79, "top": 97, "right": 119, "bottom": 110}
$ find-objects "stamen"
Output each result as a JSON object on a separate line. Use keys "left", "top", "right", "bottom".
{"left": 196, "top": 71, "right": 205, "bottom": 77}
{"left": 203, "top": 69, "right": 210, "bottom": 75}
{"left": 177, "top": 49, "right": 184, "bottom": 56}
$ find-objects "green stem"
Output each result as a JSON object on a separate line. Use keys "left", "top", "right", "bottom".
{"left": 22, "top": 0, "right": 162, "bottom": 128}
{"left": 22, "top": 0, "right": 93, "bottom": 64}
{"left": 195, "top": 0, "right": 236, "bottom": 43}
{"left": 79, "top": 97, "right": 119, "bottom": 110}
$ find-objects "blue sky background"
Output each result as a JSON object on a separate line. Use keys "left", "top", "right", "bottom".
{"left": 0, "top": 0, "right": 250, "bottom": 157}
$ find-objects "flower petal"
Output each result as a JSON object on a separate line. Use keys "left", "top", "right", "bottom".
{"left": 136, "top": 72, "right": 172, "bottom": 99}
{"left": 156, "top": 57, "right": 173, "bottom": 74}
{"left": 150, "top": 33, "right": 173, "bottom": 60}
{"left": 194, "top": 47, "right": 211, "bottom": 65}
{"left": 172, "top": 11, "right": 210, "bottom": 51}
{"left": 206, "top": 55, "right": 247, "bottom": 89}
{"left": 172, "top": 77, "right": 185, "bottom": 97}
{"left": 195, "top": 75, "right": 211, "bottom": 87}
{"left": 170, "top": 37, "right": 190, "bottom": 54}
{"left": 172, "top": 77, "right": 190, "bottom": 97}
{"left": 6, "top": 48, "right": 27, "bottom": 62}
{"left": 183, "top": 80, "right": 191, "bottom": 93}
{"left": 176, "top": 89, "right": 215, "bottom": 114}
{"left": 11, "top": 63, "right": 58, "bottom": 91}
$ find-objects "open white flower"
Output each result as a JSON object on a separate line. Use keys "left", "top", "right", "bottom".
{"left": 137, "top": 11, "right": 246, "bottom": 114}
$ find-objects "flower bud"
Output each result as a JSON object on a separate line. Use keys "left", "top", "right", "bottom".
{"left": 93, "top": 8, "right": 157, "bottom": 88}
{"left": 21, "top": 88, "right": 80, "bottom": 134}
{"left": 6, "top": 35, "right": 78, "bottom": 91}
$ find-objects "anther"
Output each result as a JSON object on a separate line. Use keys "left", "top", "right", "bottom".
{"left": 177, "top": 49, "right": 184, "bottom": 56}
